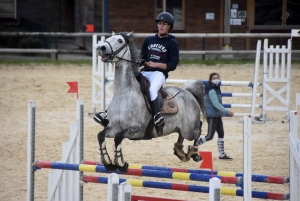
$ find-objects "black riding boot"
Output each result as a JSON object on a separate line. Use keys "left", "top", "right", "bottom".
{"left": 151, "top": 97, "right": 165, "bottom": 135}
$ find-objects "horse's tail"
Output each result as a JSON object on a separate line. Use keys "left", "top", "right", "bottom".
{"left": 182, "top": 80, "right": 206, "bottom": 121}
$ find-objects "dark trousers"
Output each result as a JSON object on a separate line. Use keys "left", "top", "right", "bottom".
{"left": 204, "top": 117, "right": 225, "bottom": 142}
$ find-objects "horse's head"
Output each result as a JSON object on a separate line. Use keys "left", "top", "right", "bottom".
{"left": 97, "top": 32, "right": 133, "bottom": 62}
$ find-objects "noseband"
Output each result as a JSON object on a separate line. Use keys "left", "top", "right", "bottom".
{"left": 103, "top": 33, "right": 129, "bottom": 62}
{"left": 104, "top": 33, "right": 144, "bottom": 65}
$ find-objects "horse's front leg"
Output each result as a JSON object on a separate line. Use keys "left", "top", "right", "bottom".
{"left": 113, "top": 127, "right": 141, "bottom": 173}
{"left": 97, "top": 130, "right": 117, "bottom": 172}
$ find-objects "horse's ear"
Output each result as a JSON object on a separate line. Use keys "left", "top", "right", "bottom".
{"left": 126, "top": 32, "right": 133, "bottom": 37}
{"left": 112, "top": 31, "right": 115, "bottom": 36}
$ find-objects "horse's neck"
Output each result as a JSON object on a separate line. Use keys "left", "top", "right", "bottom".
{"left": 114, "top": 59, "right": 140, "bottom": 94}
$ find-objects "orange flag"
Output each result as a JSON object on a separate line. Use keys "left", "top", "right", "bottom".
{"left": 67, "top": 82, "right": 78, "bottom": 99}
{"left": 199, "top": 151, "right": 214, "bottom": 178}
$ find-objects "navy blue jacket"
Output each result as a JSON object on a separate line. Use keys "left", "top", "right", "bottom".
{"left": 140, "top": 34, "right": 179, "bottom": 79}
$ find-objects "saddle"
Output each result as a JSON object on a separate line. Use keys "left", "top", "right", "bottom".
{"left": 137, "top": 73, "right": 178, "bottom": 115}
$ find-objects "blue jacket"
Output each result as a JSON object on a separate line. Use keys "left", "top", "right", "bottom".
{"left": 205, "top": 82, "right": 229, "bottom": 117}
{"left": 140, "top": 34, "right": 179, "bottom": 79}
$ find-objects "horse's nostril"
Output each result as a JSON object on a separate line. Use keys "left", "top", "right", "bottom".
{"left": 101, "top": 46, "right": 106, "bottom": 51}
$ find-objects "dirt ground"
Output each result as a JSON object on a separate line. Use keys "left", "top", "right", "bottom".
{"left": 0, "top": 63, "right": 299, "bottom": 201}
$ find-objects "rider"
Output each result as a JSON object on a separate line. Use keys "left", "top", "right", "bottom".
{"left": 94, "top": 12, "right": 179, "bottom": 134}
{"left": 139, "top": 12, "right": 179, "bottom": 134}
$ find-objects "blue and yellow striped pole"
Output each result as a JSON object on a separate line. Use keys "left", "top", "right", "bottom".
{"left": 83, "top": 160, "right": 289, "bottom": 184}
{"left": 33, "top": 160, "right": 241, "bottom": 185}
{"left": 34, "top": 161, "right": 289, "bottom": 200}
{"left": 82, "top": 175, "right": 289, "bottom": 200}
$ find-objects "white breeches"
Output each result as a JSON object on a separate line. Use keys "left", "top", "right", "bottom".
{"left": 141, "top": 71, "right": 166, "bottom": 101}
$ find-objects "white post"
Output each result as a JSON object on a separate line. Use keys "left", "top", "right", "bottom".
{"left": 296, "top": 93, "right": 300, "bottom": 111}
{"left": 92, "top": 34, "right": 97, "bottom": 114}
{"left": 107, "top": 173, "right": 119, "bottom": 201}
{"left": 289, "top": 111, "right": 300, "bottom": 201}
{"left": 209, "top": 177, "right": 221, "bottom": 201}
{"left": 251, "top": 40, "right": 261, "bottom": 122}
{"left": 286, "top": 39, "right": 292, "bottom": 121}
{"left": 27, "top": 101, "right": 35, "bottom": 201}
{"left": 262, "top": 39, "right": 268, "bottom": 121}
{"left": 118, "top": 182, "right": 131, "bottom": 201}
{"left": 243, "top": 114, "right": 252, "bottom": 200}
{"left": 100, "top": 36, "right": 106, "bottom": 111}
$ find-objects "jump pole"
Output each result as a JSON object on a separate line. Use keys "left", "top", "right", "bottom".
{"left": 82, "top": 175, "right": 289, "bottom": 200}
{"left": 33, "top": 161, "right": 289, "bottom": 200}
{"left": 82, "top": 160, "right": 289, "bottom": 184}
{"left": 33, "top": 160, "right": 242, "bottom": 185}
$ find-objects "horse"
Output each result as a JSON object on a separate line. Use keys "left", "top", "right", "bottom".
{"left": 96, "top": 32, "right": 206, "bottom": 173}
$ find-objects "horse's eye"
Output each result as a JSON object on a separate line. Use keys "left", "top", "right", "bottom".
{"left": 118, "top": 39, "right": 123, "bottom": 43}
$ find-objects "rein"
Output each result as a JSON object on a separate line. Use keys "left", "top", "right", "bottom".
{"left": 116, "top": 56, "right": 144, "bottom": 66}
{"left": 166, "top": 90, "right": 181, "bottom": 100}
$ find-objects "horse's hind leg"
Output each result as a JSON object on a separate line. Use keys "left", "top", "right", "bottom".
{"left": 173, "top": 135, "right": 189, "bottom": 162}
{"left": 187, "top": 142, "right": 202, "bottom": 162}
{"left": 97, "top": 131, "right": 117, "bottom": 172}
{"left": 187, "top": 121, "right": 203, "bottom": 162}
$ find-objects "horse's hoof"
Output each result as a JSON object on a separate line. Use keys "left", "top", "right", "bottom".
{"left": 117, "top": 162, "right": 129, "bottom": 174}
{"left": 173, "top": 150, "right": 189, "bottom": 162}
{"left": 104, "top": 164, "right": 118, "bottom": 172}
{"left": 192, "top": 154, "right": 202, "bottom": 162}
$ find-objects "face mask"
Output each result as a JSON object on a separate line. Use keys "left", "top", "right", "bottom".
{"left": 212, "top": 79, "right": 220, "bottom": 86}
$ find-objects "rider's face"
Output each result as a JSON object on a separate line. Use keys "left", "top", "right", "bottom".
{"left": 157, "top": 21, "right": 170, "bottom": 36}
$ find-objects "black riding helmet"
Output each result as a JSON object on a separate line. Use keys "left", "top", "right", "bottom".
{"left": 155, "top": 12, "right": 174, "bottom": 30}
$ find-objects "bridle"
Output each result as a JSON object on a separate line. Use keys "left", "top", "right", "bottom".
{"left": 101, "top": 33, "right": 145, "bottom": 66}
{"left": 102, "top": 33, "right": 129, "bottom": 62}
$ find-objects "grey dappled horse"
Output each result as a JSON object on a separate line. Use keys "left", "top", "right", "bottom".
{"left": 96, "top": 32, "right": 206, "bottom": 173}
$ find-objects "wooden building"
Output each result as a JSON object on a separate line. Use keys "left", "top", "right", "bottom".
{"left": 1, "top": 0, "right": 299, "bottom": 52}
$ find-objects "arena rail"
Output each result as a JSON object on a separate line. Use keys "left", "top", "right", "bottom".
{"left": 1, "top": 32, "right": 299, "bottom": 61}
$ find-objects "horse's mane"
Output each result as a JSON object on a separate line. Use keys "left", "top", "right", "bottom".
{"left": 120, "top": 32, "right": 141, "bottom": 75}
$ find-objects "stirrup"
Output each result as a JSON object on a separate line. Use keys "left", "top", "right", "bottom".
{"left": 98, "top": 111, "right": 108, "bottom": 120}
{"left": 94, "top": 110, "right": 107, "bottom": 123}
{"left": 154, "top": 112, "right": 165, "bottom": 127}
